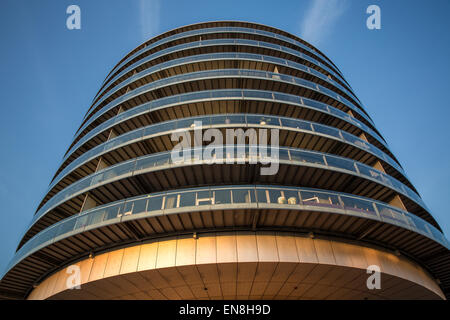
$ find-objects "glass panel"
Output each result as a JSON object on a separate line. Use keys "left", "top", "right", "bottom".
{"left": 164, "top": 195, "right": 178, "bottom": 209}
{"left": 154, "top": 121, "right": 175, "bottom": 134}
{"left": 232, "top": 189, "right": 253, "bottom": 203}
{"left": 280, "top": 118, "right": 312, "bottom": 131}
{"left": 37, "top": 227, "right": 56, "bottom": 245}
{"left": 274, "top": 189, "right": 290, "bottom": 204}
{"left": 357, "top": 165, "right": 381, "bottom": 180}
{"left": 56, "top": 218, "right": 77, "bottom": 236}
{"left": 195, "top": 190, "right": 212, "bottom": 206}
{"left": 303, "top": 98, "right": 327, "bottom": 111}
{"left": 154, "top": 154, "right": 171, "bottom": 167}
{"left": 88, "top": 209, "right": 106, "bottom": 225}
{"left": 212, "top": 90, "right": 240, "bottom": 98}
{"left": 244, "top": 90, "right": 272, "bottom": 100}
{"left": 313, "top": 124, "right": 340, "bottom": 138}
{"left": 177, "top": 117, "right": 205, "bottom": 129}
{"left": 147, "top": 195, "right": 163, "bottom": 211}
{"left": 179, "top": 191, "right": 196, "bottom": 207}
{"left": 429, "top": 225, "right": 446, "bottom": 243}
{"left": 132, "top": 198, "right": 148, "bottom": 214}
{"left": 246, "top": 115, "right": 277, "bottom": 126}
{"left": 142, "top": 123, "right": 161, "bottom": 137}
{"left": 290, "top": 150, "right": 325, "bottom": 165}
{"left": 121, "top": 201, "right": 134, "bottom": 216}
{"left": 104, "top": 205, "right": 121, "bottom": 220}
{"left": 409, "top": 214, "right": 431, "bottom": 236}
{"left": 103, "top": 161, "right": 135, "bottom": 181}
{"left": 161, "top": 95, "right": 180, "bottom": 106}
{"left": 326, "top": 156, "right": 356, "bottom": 172}
{"left": 341, "top": 196, "right": 376, "bottom": 216}
{"left": 377, "top": 204, "right": 407, "bottom": 226}
{"left": 278, "top": 148, "right": 290, "bottom": 161}
{"left": 342, "top": 131, "right": 368, "bottom": 149}
{"left": 273, "top": 92, "right": 299, "bottom": 104}
{"left": 227, "top": 114, "right": 247, "bottom": 125}
{"left": 256, "top": 189, "right": 269, "bottom": 203}
{"left": 214, "top": 189, "right": 232, "bottom": 205}
{"left": 301, "top": 191, "right": 341, "bottom": 208}
{"left": 265, "top": 188, "right": 282, "bottom": 204}
{"left": 283, "top": 190, "right": 300, "bottom": 205}
{"left": 74, "top": 215, "right": 89, "bottom": 230}
{"left": 134, "top": 156, "right": 158, "bottom": 171}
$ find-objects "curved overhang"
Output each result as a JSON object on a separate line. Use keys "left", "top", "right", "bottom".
{"left": 21, "top": 233, "right": 448, "bottom": 300}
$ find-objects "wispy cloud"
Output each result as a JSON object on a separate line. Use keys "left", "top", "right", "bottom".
{"left": 139, "top": 0, "right": 161, "bottom": 41}
{"left": 300, "top": 0, "right": 349, "bottom": 46}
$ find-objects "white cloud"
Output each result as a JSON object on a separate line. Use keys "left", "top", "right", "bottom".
{"left": 139, "top": 0, "right": 161, "bottom": 41}
{"left": 300, "top": 0, "right": 348, "bottom": 46}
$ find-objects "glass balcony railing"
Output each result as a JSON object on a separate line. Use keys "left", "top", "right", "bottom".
{"left": 84, "top": 38, "right": 363, "bottom": 126}
{"left": 47, "top": 114, "right": 406, "bottom": 199}
{"left": 31, "top": 145, "right": 425, "bottom": 234}
{"left": 5, "top": 184, "right": 448, "bottom": 280}
{"left": 63, "top": 89, "right": 388, "bottom": 169}
{"left": 76, "top": 66, "right": 375, "bottom": 147}
{"left": 99, "top": 26, "right": 346, "bottom": 95}
{"left": 88, "top": 49, "right": 360, "bottom": 125}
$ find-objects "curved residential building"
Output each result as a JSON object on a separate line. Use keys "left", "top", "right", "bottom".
{"left": 0, "top": 21, "right": 449, "bottom": 300}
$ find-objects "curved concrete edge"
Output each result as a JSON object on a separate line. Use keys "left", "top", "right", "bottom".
{"left": 28, "top": 232, "right": 445, "bottom": 300}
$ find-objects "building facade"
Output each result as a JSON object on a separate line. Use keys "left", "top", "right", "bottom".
{"left": 0, "top": 21, "right": 449, "bottom": 300}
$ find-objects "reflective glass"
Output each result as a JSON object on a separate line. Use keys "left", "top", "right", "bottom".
{"left": 74, "top": 215, "right": 89, "bottom": 230}
{"left": 56, "top": 218, "right": 76, "bottom": 236}
{"left": 300, "top": 190, "right": 340, "bottom": 207}
{"left": 290, "top": 150, "right": 325, "bottom": 165}
{"left": 313, "top": 124, "right": 340, "bottom": 138}
{"left": 164, "top": 195, "right": 178, "bottom": 209}
{"left": 132, "top": 198, "right": 148, "bottom": 214}
{"left": 105, "top": 205, "right": 121, "bottom": 220}
{"left": 341, "top": 196, "right": 376, "bottom": 215}
{"left": 147, "top": 195, "right": 163, "bottom": 211}
{"left": 88, "top": 209, "right": 106, "bottom": 225}
{"left": 280, "top": 118, "right": 312, "bottom": 131}
{"left": 232, "top": 189, "right": 254, "bottom": 203}
{"left": 214, "top": 189, "right": 232, "bottom": 205}
{"left": 283, "top": 190, "right": 301, "bottom": 205}
{"left": 179, "top": 191, "right": 196, "bottom": 207}
{"left": 325, "top": 156, "right": 356, "bottom": 172}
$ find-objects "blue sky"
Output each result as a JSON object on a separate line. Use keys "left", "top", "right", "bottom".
{"left": 0, "top": 0, "right": 449, "bottom": 273}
